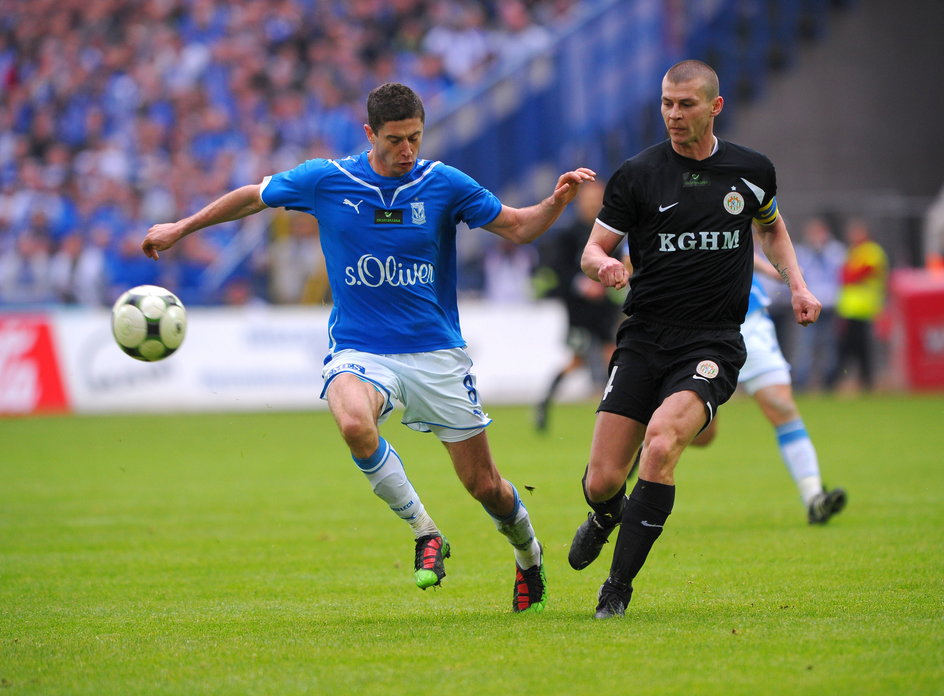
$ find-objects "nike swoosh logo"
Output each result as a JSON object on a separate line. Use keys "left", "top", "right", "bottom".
{"left": 658, "top": 202, "right": 679, "bottom": 212}
{"left": 641, "top": 520, "right": 663, "bottom": 528}
{"left": 693, "top": 375, "right": 709, "bottom": 382}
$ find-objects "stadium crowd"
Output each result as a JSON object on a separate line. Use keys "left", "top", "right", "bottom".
{"left": 0, "top": 0, "right": 575, "bottom": 307}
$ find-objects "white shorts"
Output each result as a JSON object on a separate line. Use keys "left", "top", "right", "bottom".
{"left": 738, "top": 309, "right": 791, "bottom": 395}
{"left": 321, "top": 347, "right": 492, "bottom": 442}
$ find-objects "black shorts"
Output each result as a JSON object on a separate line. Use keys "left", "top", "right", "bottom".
{"left": 597, "top": 316, "right": 746, "bottom": 426}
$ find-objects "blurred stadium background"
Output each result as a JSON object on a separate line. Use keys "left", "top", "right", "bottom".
{"left": 2, "top": 0, "right": 944, "bottom": 415}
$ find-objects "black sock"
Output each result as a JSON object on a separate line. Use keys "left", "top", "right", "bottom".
{"left": 608, "top": 477, "right": 675, "bottom": 585}
{"left": 582, "top": 466, "right": 626, "bottom": 528}
{"left": 542, "top": 371, "right": 565, "bottom": 404}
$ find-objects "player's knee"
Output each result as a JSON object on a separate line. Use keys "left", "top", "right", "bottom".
{"left": 465, "top": 472, "right": 503, "bottom": 507}
{"left": 759, "top": 392, "right": 799, "bottom": 424}
{"left": 584, "top": 466, "right": 624, "bottom": 502}
{"left": 638, "top": 434, "right": 682, "bottom": 482}
{"left": 335, "top": 413, "right": 378, "bottom": 455}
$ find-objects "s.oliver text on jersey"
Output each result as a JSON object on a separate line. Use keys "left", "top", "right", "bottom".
{"left": 344, "top": 254, "right": 436, "bottom": 288}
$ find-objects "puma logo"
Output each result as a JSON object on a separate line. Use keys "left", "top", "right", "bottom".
{"left": 343, "top": 199, "right": 363, "bottom": 213}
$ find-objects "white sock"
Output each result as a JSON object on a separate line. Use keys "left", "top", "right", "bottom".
{"left": 353, "top": 437, "right": 439, "bottom": 538}
{"left": 775, "top": 420, "right": 823, "bottom": 507}
{"left": 488, "top": 484, "right": 541, "bottom": 569}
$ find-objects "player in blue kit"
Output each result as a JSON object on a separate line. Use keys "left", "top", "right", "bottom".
{"left": 691, "top": 259, "right": 847, "bottom": 524}
{"left": 142, "top": 82, "right": 596, "bottom": 613}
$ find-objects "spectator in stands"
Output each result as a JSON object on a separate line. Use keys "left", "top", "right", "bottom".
{"left": 0, "top": 0, "right": 576, "bottom": 305}
{"left": 792, "top": 216, "right": 846, "bottom": 391}
{"left": 267, "top": 209, "right": 328, "bottom": 305}
{"left": 107, "top": 231, "right": 163, "bottom": 302}
{"left": 422, "top": 2, "right": 495, "bottom": 85}
{"left": 491, "top": 0, "right": 553, "bottom": 68}
{"left": 0, "top": 229, "right": 53, "bottom": 306}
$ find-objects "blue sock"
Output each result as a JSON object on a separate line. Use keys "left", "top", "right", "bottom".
{"left": 353, "top": 437, "right": 437, "bottom": 536}
{"left": 775, "top": 419, "right": 822, "bottom": 506}
{"left": 486, "top": 484, "right": 540, "bottom": 567}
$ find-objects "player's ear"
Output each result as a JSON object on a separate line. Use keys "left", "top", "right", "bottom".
{"left": 711, "top": 95, "right": 724, "bottom": 117}
{"left": 364, "top": 123, "right": 375, "bottom": 145}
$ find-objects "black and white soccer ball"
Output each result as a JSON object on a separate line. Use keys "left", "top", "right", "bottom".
{"left": 111, "top": 285, "right": 187, "bottom": 361}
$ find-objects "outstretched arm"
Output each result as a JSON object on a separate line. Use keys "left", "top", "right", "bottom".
{"left": 753, "top": 216, "right": 821, "bottom": 325}
{"left": 142, "top": 184, "right": 267, "bottom": 260}
{"left": 482, "top": 168, "right": 596, "bottom": 244}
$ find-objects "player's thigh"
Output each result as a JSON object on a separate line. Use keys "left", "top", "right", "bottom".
{"left": 322, "top": 349, "right": 399, "bottom": 420}
{"left": 325, "top": 372, "right": 386, "bottom": 431}
{"left": 650, "top": 389, "right": 709, "bottom": 438}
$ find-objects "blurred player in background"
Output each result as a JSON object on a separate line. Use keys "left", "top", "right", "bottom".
{"left": 691, "top": 254, "right": 847, "bottom": 525}
{"left": 568, "top": 60, "right": 820, "bottom": 619}
{"left": 142, "top": 82, "right": 596, "bottom": 613}
{"left": 533, "top": 180, "right": 621, "bottom": 432}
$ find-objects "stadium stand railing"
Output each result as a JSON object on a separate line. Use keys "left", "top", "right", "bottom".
{"left": 423, "top": 0, "right": 853, "bottom": 207}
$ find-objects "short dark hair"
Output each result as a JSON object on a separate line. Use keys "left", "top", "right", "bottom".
{"left": 366, "top": 83, "right": 425, "bottom": 133}
{"left": 664, "top": 60, "right": 719, "bottom": 100}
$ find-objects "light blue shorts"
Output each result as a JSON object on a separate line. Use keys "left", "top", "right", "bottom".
{"left": 321, "top": 347, "right": 492, "bottom": 442}
{"left": 739, "top": 309, "right": 791, "bottom": 395}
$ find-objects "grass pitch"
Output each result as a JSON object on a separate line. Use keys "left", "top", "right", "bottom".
{"left": 1, "top": 393, "right": 942, "bottom": 695}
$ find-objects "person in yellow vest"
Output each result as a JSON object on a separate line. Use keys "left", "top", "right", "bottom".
{"left": 827, "top": 218, "right": 888, "bottom": 391}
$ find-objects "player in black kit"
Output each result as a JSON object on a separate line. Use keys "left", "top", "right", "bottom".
{"left": 568, "top": 60, "right": 821, "bottom": 619}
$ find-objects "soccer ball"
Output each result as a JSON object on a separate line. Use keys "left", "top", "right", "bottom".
{"left": 111, "top": 285, "right": 187, "bottom": 361}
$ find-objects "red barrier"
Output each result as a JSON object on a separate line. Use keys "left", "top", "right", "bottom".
{"left": 890, "top": 270, "right": 944, "bottom": 391}
{"left": 0, "top": 315, "right": 71, "bottom": 415}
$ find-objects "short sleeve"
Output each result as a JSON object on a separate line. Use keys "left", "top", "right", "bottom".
{"left": 260, "top": 159, "right": 331, "bottom": 212}
{"left": 443, "top": 166, "right": 503, "bottom": 229}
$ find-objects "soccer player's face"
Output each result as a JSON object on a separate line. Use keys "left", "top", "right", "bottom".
{"left": 365, "top": 118, "right": 423, "bottom": 177}
{"left": 660, "top": 78, "right": 721, "bottom": 149}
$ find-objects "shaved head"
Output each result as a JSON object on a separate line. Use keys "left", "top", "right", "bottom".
{"left": 664, "top": 60, "right": 719, "bottom": 101}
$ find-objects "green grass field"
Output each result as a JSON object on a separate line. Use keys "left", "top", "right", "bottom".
{"left": 1, "top": 393, "right": 942, "bottom": 695}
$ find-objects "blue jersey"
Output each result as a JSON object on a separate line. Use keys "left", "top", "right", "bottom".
{"left": 260, "top": 152, "right": 502, "bottom": 355}
{"left": 746, "top": 274, "right": 770, "bottom": 316}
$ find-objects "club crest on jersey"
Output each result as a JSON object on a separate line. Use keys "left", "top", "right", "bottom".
{"left": 696, "top": 360, "right": 719, "bottom": 379}
{"left": 410, "top": 201, "right": 426, "bottom": 225}
{"left": 723, "top": 191, "right": 745, "bottom": 215}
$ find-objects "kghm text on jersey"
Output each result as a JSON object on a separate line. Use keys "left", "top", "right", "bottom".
{"left": 345, "top": 254, "right": 436, "bottom": 287}
{"left": 658, "top": 230, "right": 740, "bottom": 252}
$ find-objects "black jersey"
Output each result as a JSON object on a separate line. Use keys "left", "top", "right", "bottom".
{"left": 598, "top": 139, "right": 777, "bottom": 329}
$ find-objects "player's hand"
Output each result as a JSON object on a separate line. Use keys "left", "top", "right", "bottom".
{"left": 792, "top": 287, "right": 822, "bottom": 326}
{"left": 548, "top": 168, "right": 596, "bottom": 207}
{"left": 596, "top": 257, "right": 629, "bottom": 290}
{"left": 142, "top": 223, "right": 186, "bottom": 260}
